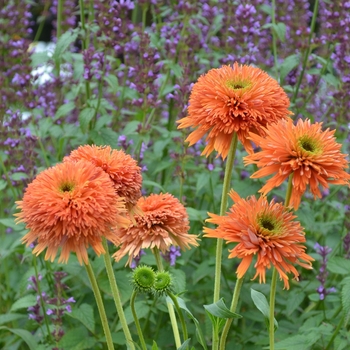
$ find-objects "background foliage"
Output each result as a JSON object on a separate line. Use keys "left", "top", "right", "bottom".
{"left": 1, "top": 0, "right": 350, "bottom": 349}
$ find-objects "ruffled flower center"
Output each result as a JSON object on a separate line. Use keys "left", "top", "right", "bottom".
{"left": 226, "top": 79, "right": 251, "bottom": 91}
{"left": 257, "top": 213, "right": 282, "bottom": 236}
{"left": 298, "top": 135, "right": 322, "bottom": 155}
{"left": 59, "top": 182, "right": 75, "bottom": 192}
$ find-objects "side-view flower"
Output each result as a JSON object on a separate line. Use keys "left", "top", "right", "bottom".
{"left": 244, "top": 118, "right": 350, "bottom": 209}
{"left": 204, "top": 190, "right": 314, "bottom": 289}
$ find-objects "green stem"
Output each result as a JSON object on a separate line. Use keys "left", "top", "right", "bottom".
{"left": 167, "top": 292, "right": 189, "bottom": 343}
{"left": 141, "top": 5, "right": 148, "bottom": 32}
{"left": 0, "top": 152, "right": 17, "bottom": 199}
{"left": 271, "top": 0, "right": 279, "bottom": 79}
{"left": 33, "top": 257, "right": 53, "bottom": 343}
{"left": 212, "top": 133, "right": 238, "bottom": 350}
{"left": 213, "top": 133, "right": 238, "bottom": 302}
{"left": 325, "top": 314, "right": 345, "bottom": 350}
{"left": 291, "top": 0, "right": 319, "bottom": 104}
{"left": 130, "top": 291, "right": 147, "bottom": 350}
{"left": 102, "top": 238, "right": 135, "bottom": 350}
{"left": 269, "top": 268, "right": 278, "bottom": 350}
{"left": 84, "top": 261, "right": 115, "bottom": 350}
{"left": 269, "top": 174, "right": 294, "bottom": 349}
{"left": 152, "top": 248, "right": 182, "bottom": 348}
{"left": 79, "top": 0, "right": 91, "bottom": 101}
{"left": 33, "top": 1, "right": 51, "bottom": 42}
{"left": 57, "top": 0, "right": 63, "bottom": 39}
{"left": 219, "top": 278, "right": 244, "bottom": 350}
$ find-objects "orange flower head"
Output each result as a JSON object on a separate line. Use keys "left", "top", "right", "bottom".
{"left": 177, "top": 62, "right": 292, "bottom": 159}
{"left": 16, "top": 160, "right": 129, "bottom": 264}
{"left": 113, "top": 193, "right": 199, "bottom": 266}
{"left": 244, "top": 118, "right": 350, "bottom": 210}
{"left": 204, "top": 190, "right": 314, "bottom": 289}
{"left": 65, "top": 145, "right": 142, "bottom": 213}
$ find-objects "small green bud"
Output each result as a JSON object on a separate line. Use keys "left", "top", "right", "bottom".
{"left": 153, "top": 271, "right": 172, "bottom": 295}
{"left": 131, "top": 265, "right": 156, "bottom": 293}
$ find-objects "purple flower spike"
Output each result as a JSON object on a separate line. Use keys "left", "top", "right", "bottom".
{"left": 314, "top": 243, "right": 336, "bottom": 300}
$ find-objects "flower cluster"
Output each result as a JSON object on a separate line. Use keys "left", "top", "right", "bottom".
{"left": 17, "top": 145, "right": 198, "bottom": 268}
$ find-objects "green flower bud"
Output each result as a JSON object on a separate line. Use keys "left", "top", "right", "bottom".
{"left": 153, "top": 271, "right": 172, "bottom": 295}
{"left": 131, "top": 265, "right": 156, "bottom": 293}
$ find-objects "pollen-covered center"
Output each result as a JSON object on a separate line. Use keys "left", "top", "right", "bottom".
{"left": 298, "top": 135, "right": 322, "bottom": 155}
{"left": 257, "top": 213, "right": 281, "bottom": 236}
{"left": 226, "top": 79, "right": 251, "bottom": 91}
{"left": 59, "top": 182, "right": 75, "bottom": 192}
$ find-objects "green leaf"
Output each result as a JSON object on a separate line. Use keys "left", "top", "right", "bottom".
{"left": 0, "top": 313, "right": 26, "bottom": 326}
{"left": 0, "top": 326, "right": 38, "bottom": 350}
{"left": 0, "top": 179, "right": 6, "bottom": 190}
{"left": 122, "top": 120, "right": 140, "bottom": 135}
{"left": 0, "top": 218, "right": 24, "bottom": 231}
{"left": 53, "top": 29, "right": 79, "bottom": 60}
{"left": 280, "top": 54, "right": 300, "bottom": 82}
{"left": 327, "top": 257, "right": 350, "bottom": 275}
{"left": 323, "top": 73, "right": 340, "bottom": 88}
{"left": 186, "top": 207, "right": 207, "bottom": 222}
{"left": 274, "top": 333, "right": 319, "bottom": 349}
{"left": 272, "top": 22, "right": 286, "bottom": 42}
{"left": 286, "top": 291, "right": 305, "bottom": 315}
{"left": 251, "top": 289, "right": 278, "bottom": 329}
{"left": 196, "top": 172, "right": 210, "bottom": 194}
{"left": 104, "top": 75, "right": 119, "bottom": 92}
{"left": 260, "top": 4, "right": 272, "bottom": 15}
{"left": 203, "top": 298, "right": 242, "bottom": 319}
{"left": 58, "top": 327, "right": 96, "bottom": 349}
{"left": 142, "top": 180, "right": 166, "bottom": 192}
{"left": 177, "top": 339, "right": 191, "bottom": 350}
{"left": 170, "top": 269, "right": 186, "bottom": 294}
{"left": 10, "top": 295, "right": 37, "bottom": 312}
{"left": 89, "top": 128, "right": 119, "bottom": 147}
{"left": 11, "top": 172, "right": 28, "bottom": 181}
{"left": 152, "top": 341, "right": 159, "bottom": 350}
{"left": 342, "top": 277, "right": 350, "bottom": 323}
{"left": 166, "top": 296, "right": 208, "bottom": 350}
{"left": 79, "top": 107, "right": 95, "bottom": 133}
{"left": 54, "top": 102, "right": 76, "bottom": 120}
{"left": 67, "top": 303, "right": 95, "bottom": 333}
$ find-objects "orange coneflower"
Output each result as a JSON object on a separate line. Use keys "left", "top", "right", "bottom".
{"left": 244, "top": 118, "right": 350, "bottom": 210}
{"left": 204, "top": 190, "right": 313, "bottom": 289}
{"left": 113, "top": 193, "right": 199, "bottom": 266}
{"left": 16, "top": 160, "right": 129, "bottom": 264}
{"left": 64, "top": 145, "right": 142, "bottom": 213}
{"left": 177, "top": 62, "right": 292, "bottom": 159}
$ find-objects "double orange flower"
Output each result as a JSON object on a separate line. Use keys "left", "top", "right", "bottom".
{"left": 16, "top": 145, "right": 198, "bottom": 265}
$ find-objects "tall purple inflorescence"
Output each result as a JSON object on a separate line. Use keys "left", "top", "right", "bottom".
{"left": 314, "top": 243, "right": 336, "bottom": 300}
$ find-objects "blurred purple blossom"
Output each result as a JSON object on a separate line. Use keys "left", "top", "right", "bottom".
{"left": 314, "top": 243, "right": 336, "bottom": 300}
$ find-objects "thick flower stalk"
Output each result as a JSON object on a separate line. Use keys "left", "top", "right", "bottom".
{"left": 16, "top": 160, "right": 129, "bottom": 264}
{"left": 113, "top": 193, "right": 199, "bottom": 265}
{"left": 204, "top": 190, "right": 314, "bottom": 289}
{"left": 244, "top": 118, "right": 350, "bottom": 210}
{"left": 177, "top": 62, "right": 292, "bottom": 159}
